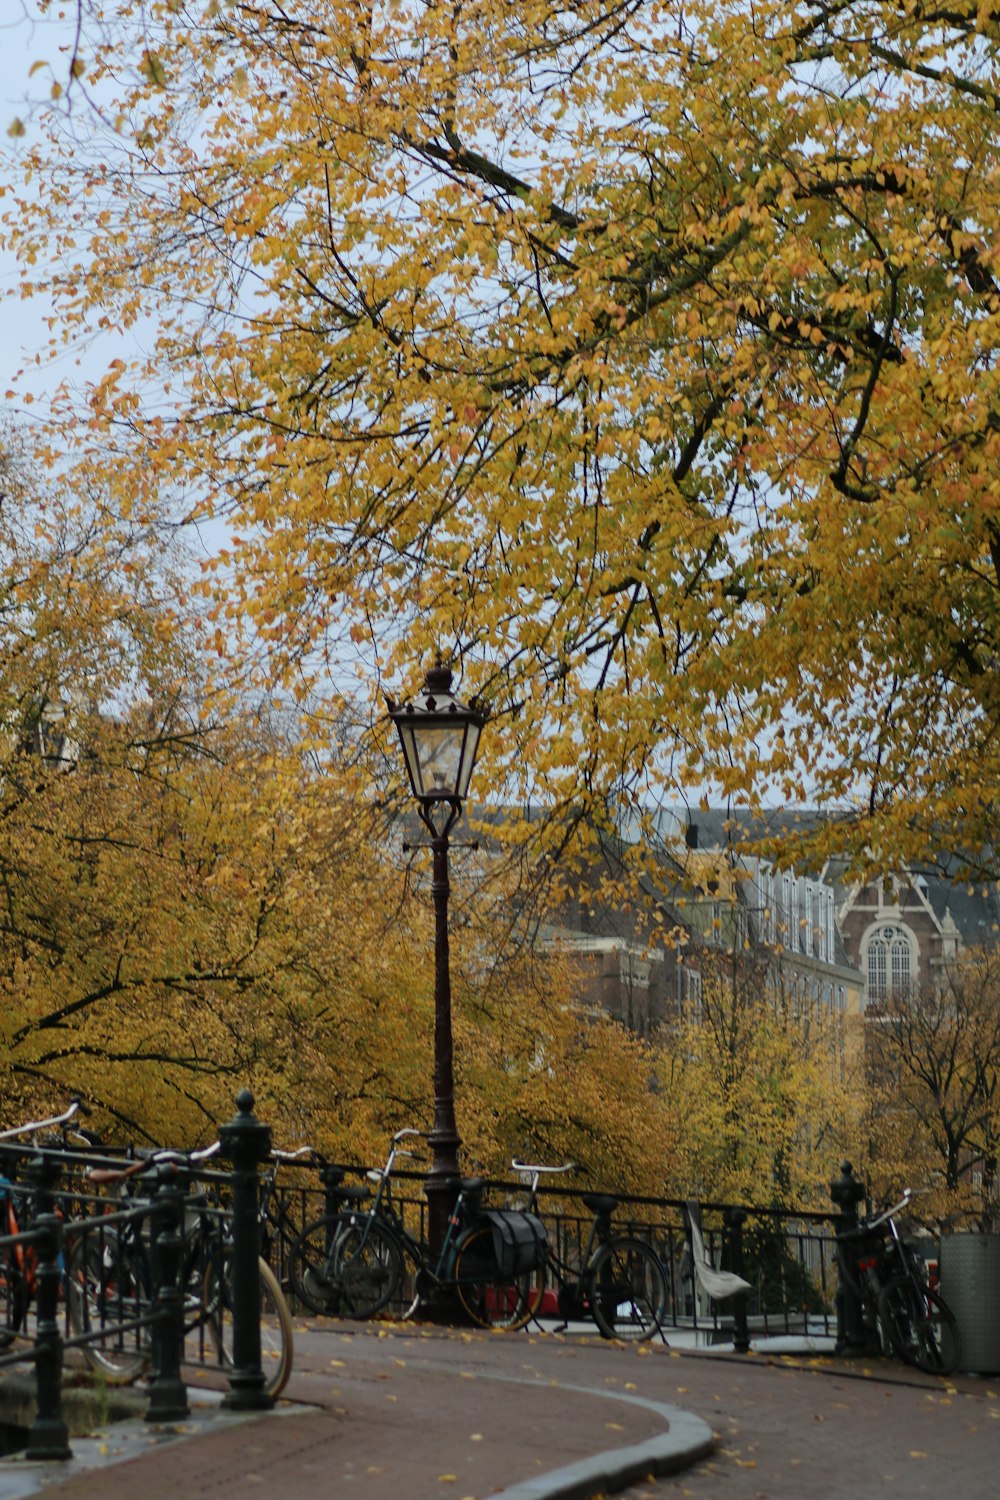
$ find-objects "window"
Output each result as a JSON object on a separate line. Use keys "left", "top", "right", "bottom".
{"left": 790, "top": 879, "right": 800, "bottom": 949}
{"left": 866, "top": 925, "right": 913, "bottom": 1000}
{"left": 619, "top": 948, "right": 651, "bottom": 990}
{"left": 826, "top": 889, "right": 835, "bottom": 964}
{"left": 805, "top": 886, "right": 814, "bottom": 955}
{"left": 676, "top": 962, "right": 702, "bottom": 1017}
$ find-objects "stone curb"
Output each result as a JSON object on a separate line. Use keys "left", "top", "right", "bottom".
{"left": 479, "top": 1377, "right": 716, "bottom": 1500}
{"left": 0, "top": 1393, "right": 714, "bottom": 1500}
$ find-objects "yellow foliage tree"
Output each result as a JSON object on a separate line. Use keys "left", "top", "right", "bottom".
{"left": 6, "top": 1, "right": 1000, "bottom": 878}
{"left": 0, "top": 445, "right": 674, "bottom": 1176}
{"left": 659, "top": 951, "right": 860, "bottom": 1206}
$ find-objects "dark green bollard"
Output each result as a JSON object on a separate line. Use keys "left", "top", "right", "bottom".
{"left": 724, "top": 1207, "right": 751, "bottom": 1354}
{"left": 219, "top": 1089, "right": 273, "bottom": 1412}
{"left": 831, "top": 1161, "right": 866, "bottom": 1357}
{"left": 24, "top": 1152, "right": 71, "bottom": 1461}
{"left": 321, "top": 1162, "right": 347, "bottom": 1222}
{"left": 145, "top": 1167, "right": 191, "bottom": 1423}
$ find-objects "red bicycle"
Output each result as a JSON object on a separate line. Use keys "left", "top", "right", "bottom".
{"left": 0, "top": 1101, "right": 88, "bottom": 1344}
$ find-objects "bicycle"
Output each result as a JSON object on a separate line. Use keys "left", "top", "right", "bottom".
{"left": 0, "top": 1099, "right": 90, "bottom": 1346}
{"left": 512, "top": 1159, "right": 669, "bottom": 1342}
{"left": 70, "top": 1141, "right": 294, "bottom": 1396}
{"left": 0, "top": 1169, "right": 28, "bottom": 1346}
{"left": 836, "top": 1188, "right": 962, "bottom": 1375}
{"left": 289, "top": 1129, "right": 543, "bottom": 1330}
{"left": 258, "top": 1144, "right": 319, "bottom": 1293}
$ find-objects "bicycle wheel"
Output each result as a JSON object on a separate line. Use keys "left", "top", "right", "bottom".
{"left": 0, "top": 1250, "right": 26, "bottom": 1346}
{"left": 878, "top": 1275, "right": 962, "bottom": 1375}
{"left": 66, "top": 1233, "right": 151, "bottom": 1383}
{"left": 451, "top": 1224, "right": 541, "bottom": 1331}
{"left": 587, "top": 1237, "right": 667, "bottom": 1342}
{"left": 204, "top": 1255, "right": 293, "bottom": 1398}
{"left": 290, "top": 1215, "right": 402, "bottom": 1319}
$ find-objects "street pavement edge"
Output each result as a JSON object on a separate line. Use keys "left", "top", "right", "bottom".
{"left": 485, "top": 1382, "right": 715, "bottom": 1500}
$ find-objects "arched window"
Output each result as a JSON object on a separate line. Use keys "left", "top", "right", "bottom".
{"left": 866, "top": 925, "right": 913, "bottom": 999}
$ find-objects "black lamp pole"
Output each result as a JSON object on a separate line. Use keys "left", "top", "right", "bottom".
{"left": 387, "top": 659, "right": 484, "bottom": 1257}
{"left": 425, "top": 798, "right": 461, "bottom": 1256}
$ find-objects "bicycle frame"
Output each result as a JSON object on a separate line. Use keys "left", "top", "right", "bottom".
{"left": 259, "top": 1144, "right": 317, "bottom": 1282}
{"left": 1, "top": 1173, "right": 33, "bottom": 1291}
{"left": 339, "top": 1130, "right": 425, "bottom": 1251}
{"left": 512, "top": 1159, "right": 592, "bottom": 1305}
{"left": 294, "top": 1131, "right": 508, "bottom": 1322}
{"left": 0, "top": 1103, "right": 88, "bottom": 1320}
{"left": 73, "top": 1140, "right": 229, "bottom": 1359}
{"left": 836, "top": 1187, "right": 952, "bottom": 1360}
{"left": 401, "top": 1171, "right": 544, "bottom": 1330}
{"left": 510, "top": 1159, "right": 668, "bottom": 1341}
{"left": 841, "top": 1190, "right": 915, "bottom": 1298}
{"left": 410, "top": 1178, "right": 481, "bottom": 1292}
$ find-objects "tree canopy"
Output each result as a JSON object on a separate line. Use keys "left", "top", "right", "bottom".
{"left": 6, "top": 0, "right": 1000, "bottom": 877}
{"left": 0, "top": 432, "right": 866, "bottom": 1219}
{"left": 864, "top": 949, "right": 1000, "bottom": 1226}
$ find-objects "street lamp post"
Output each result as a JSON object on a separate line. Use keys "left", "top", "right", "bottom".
{"left": 387, "top": 659, "right": 485, "bottom": 1257}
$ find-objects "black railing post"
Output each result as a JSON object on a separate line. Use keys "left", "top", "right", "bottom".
{"left": 322, "top": 1163, "right": 346, "bottom": 1222}
{"left": 830, "top": 1161, "right": 866, "bottom": 1357}
{"left": 219, "top": 1089, "right": 272, "bottom": 1411}
{"left": 24, "top": 1151, "right": 71, "bottom": 1461}
{"left": 320, "top": 1163, "right": 347, "bottom": 1264}
{"left": 145, "top": 1167, "right": 190, "bottom": 1422}
{"left": 724, "top": 1207, "right": 751, "bottom": 1354}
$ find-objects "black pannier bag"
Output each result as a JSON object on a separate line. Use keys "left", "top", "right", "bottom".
{"left": 484, "top": 1210, "right": 548, "bottom": 1276}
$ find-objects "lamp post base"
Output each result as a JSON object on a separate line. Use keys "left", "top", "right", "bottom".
{"left": 424, "top": 1129, "right": 462, "bottom": 1262}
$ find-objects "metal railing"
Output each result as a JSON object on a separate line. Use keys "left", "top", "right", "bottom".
{"left": 0, "top": 1115, "right": 896, "bottom": 1464}
{"left": 265, "top": 1160, "right": 845, "bottom": 1345}
{"left": 0, "top": 1090, "right": 276, "bottom": 1461}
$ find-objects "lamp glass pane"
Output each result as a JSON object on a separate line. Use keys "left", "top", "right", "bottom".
{"left": 410, "top": 724, "right": 465, "bottom": 798}
{"left": 454, "top": 721, "right": 482, "bottom": 800}
{"left": 395, "top": 721, "right": 422, "bottom": 800}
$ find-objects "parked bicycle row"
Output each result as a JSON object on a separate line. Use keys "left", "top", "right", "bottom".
{"left": 266, "top": 1133, "right": 961, "bottom": 1372}
{"left": 289, "top": 1131, "right": 669, "bottom": 1339}
{"left": 1, "top": 1117, "right": 668, "bottom": 1353}
{"left": 1, "top": 1098, "right": 963, "bottom": 1408}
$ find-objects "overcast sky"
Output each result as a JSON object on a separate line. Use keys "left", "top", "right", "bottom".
{"left": 1, "top": 4, "right": 108, "bottom": 409}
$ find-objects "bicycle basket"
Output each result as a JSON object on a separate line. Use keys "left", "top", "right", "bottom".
{"left": 484, "top": 1210, "right": 548, "bottom": 1276}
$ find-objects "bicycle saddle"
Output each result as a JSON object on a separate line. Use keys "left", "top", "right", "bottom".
{"left": 582, "top": 1192, "right": 620, "bottom": 1215}
{"left": 444, "top": 1175, "right": 484, "bottom": 1194}
{"left": 331, "top": 1183, "right": 370, "bottom": 1203}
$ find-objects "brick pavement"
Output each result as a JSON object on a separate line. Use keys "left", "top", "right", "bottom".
{"left": 2, "top": 1319, "right": 998, "bottom": 1500}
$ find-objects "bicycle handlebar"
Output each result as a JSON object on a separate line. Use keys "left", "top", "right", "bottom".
{"left": 154, "top": 1141, "right": 221, "bottom": 1166}
{"left": 0, "top": 1098, "right": 87, "bottom": 1143}
{"left": 271, "top": 1145, "right": 318, "bottom": 1163}
{"left": 511, "top": 1159, "right": 582, "bottom": 1177}
{"left": 87, "top": 1139, "right": 222, "bottom": 1187}
{"left": 838, "top": 1188, "right": 914, "bottom": 1238}
{"left": 862, "top": 1188, "right": 913, "bottom": 1230}
{"left": 358, "top": 1128, "right": 427, "bottom": 1182}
